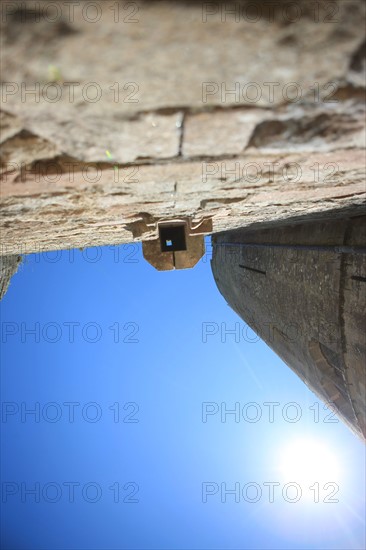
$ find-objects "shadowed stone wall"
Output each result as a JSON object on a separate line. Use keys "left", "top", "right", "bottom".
{"left": 0, "top": 255, "right": 21, "bottom": 299}
{"left": 211, "top": 214, "right": 366, "bottom": 440}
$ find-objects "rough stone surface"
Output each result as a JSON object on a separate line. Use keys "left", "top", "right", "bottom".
{"left": 0, "top": 255, "right": 21, "bottom": 300}
{"left": 1, "top": 0, "right": 365, "bottom": 256}
{"left": 1, "top": 148, "right": 365, "bottom": 255}
{"left": 211, "top": 215, "right": 366, "bottom": 440}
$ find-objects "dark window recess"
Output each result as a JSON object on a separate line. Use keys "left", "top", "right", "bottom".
{"left": 239, "top": 264, "right": 266, "bottom": 275}
{"left": 351, "top": 275, "right": 366, "bottom": 283}
{"left": 159, "top": 225, "right": 187, "bottom": 252}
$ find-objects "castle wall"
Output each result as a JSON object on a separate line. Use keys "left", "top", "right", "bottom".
{"left": 211, "top": 215, "right": 366, "bottom": 440}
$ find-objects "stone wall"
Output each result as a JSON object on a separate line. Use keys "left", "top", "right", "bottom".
{"left": 1, "top": 0, "right": 365, "bottom": 256}
{"left": 0, "top": 255, "right": 21, "bottom": 300}
{"left": 211, "top": 215, "right": 366, "bottom": 440}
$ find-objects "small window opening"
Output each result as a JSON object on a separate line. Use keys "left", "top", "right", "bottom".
{"left": 159, "top": 225, "right": 187, "bottom": 252}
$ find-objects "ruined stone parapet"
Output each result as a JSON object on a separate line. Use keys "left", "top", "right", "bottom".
{"left": 1, "top": 0, "right": 365, "bottom": 256}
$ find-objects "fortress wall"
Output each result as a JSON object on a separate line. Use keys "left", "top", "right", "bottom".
{"left": 211, "top": 215, "right": 366, "bottom": 440}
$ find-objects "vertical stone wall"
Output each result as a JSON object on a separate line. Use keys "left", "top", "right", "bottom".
{"left": 0, "top": 255, "right": 21, "bottom": 300}
{"left": 211, "top": 215, "right": 366, "bottom": 440}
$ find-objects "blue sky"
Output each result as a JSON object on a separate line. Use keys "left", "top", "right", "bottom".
{"left": 1, "top": 238, "right": 365, "bottom": 550}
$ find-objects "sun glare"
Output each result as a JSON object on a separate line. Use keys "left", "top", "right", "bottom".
{"left": 279, "top": 438, "right": 341, "bottom": 487}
